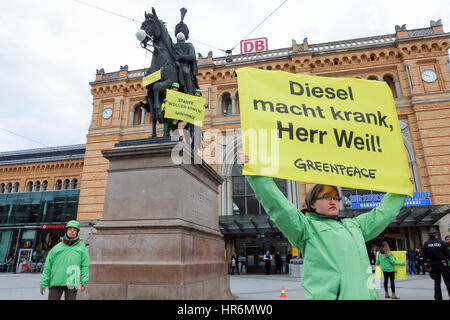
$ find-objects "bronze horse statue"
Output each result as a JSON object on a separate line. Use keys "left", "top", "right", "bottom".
{"left": 138, "top": 8, "right": 180, "bottom": 137}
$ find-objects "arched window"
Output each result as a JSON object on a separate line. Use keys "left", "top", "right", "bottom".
{"left": 0, "top": 183, "right": 5, "bottom": 193}
{"left": 34, "top": 181, "right": 41, "bottom": 192}
{"left": 231, "top": 163, "right": 287, "bottom": 215}
{"left": 13, "top": 182, "right": 20, "bottom": 193}
{"left": 367, "top": 75, "right": 378, "bottom": 81}
{"left": 222, "top": 92, "right": 232, "bottom": 116}
{"left": 6, "top": 183, "right": 12, "bottom": 193}
{"left": 63, "top": 179, "right": 70, "bottom": 190}
{"left": 55, "top": 180, "right": 62, "bottom": 190}
{"left": 41, "top": 181, "right": 48, "bottom": 191}
{"left": 383, "top": 74, "right": 398, "bottom": 98}
{"left": 71, "top": 179, "right": 78, "bottom": 189}
{"left": 26, "top": 181, "right": 33, "bottom": 192}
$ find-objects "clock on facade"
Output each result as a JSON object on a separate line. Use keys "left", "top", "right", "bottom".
{"left": 421, "top": 70, "right": 437, "bottom": 83}
{"left": 102, "top": 107, "right": 113, "bottom": 119}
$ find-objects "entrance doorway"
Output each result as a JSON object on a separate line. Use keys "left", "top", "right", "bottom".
{"left": 235, "top": 233, "right": 289, "bottom": 274}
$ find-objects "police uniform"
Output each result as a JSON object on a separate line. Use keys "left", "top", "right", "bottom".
{"left": 423, "top": 232, "right": 450, "bottom": 300}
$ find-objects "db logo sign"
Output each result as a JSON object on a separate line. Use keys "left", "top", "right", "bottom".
{"left": 240, "top": 37, "right": 268, "bottom": 54}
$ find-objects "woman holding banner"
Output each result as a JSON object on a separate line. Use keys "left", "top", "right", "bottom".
{"left": 376, "top": 241, "right": 405, "bottom": 299}
{"left": 240, "top": 152, "right": 411, "bottom": 300}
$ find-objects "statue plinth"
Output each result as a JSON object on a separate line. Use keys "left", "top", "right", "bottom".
{"left": 81, "top": 139, "right": 234, "bottom": 299}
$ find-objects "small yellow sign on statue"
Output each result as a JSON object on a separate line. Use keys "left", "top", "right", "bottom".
{"left": 142, "top": 69, "right": 161, "bottom": 87}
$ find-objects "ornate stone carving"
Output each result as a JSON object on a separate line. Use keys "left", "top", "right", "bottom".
{"left": 395, "top": 24, "right": 407, "bottom": 32}
{"left": 430, "top": 19, "right": 442, "bottom": 27}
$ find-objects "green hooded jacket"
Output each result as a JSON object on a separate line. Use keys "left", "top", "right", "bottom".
{"left": 40, "top": 238, "right": 90, "bottom": 289}
{"left": 246, "top": 175, "right": 406, "bottom": 300}
{"left": 375, "top": 252, "right": 404, "bottom": 272}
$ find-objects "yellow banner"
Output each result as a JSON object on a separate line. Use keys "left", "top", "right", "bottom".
{"left": 237, "top": 67, "right": 412, "bottom": 195}
{"left": 164, "top": 90, "right": 206, "bottom": 126}
{"left": 142, "top": 69, "right": 161, "bottom": 87}
{"left": 375, "top": 251, "right": 406, "bottom": 279}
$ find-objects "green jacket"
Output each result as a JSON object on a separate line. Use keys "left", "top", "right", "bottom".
{"left": 246, "top": 175, "right": 406, "bottom": 300}
{"left": 375, "top": 252, "right": 404, "bottom": 272}
{"left": 40, "top": 238, "right": 90, "bottom": 289}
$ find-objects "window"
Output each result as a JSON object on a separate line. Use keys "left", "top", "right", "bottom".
{"left": 231, "top": 163, "right": 288, "bottom": 215}
{"left": 71, "top": 179, "right": 78, "bottom": 190}
{"left": 26, "top": 182, "right": 33, "bottom": 192}
{"left": 13, "top": 182, "right": 19, "bottom": 193}
{"left": 222, "top": 93, "right": 232, "bottom": 116}
{"left": 34, "top": 181, "right": 41, "bottom": 192}
{"left": 41, "top": 181, "right": 48, "bottom": 191}
{"left": 0, "top": 184, "right": 5, "bottom": 194}
{"left": 383, "top": 74, "right": 398, "bottom": 98}
{"left": 55, "top": 180, "right": 62, "bottom": 190}
{"left": 63, "top": 179, "right": 70, "bottom": 190}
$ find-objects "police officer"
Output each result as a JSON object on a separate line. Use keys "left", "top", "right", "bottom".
{"left": 423, "top": 229, "right": 450, "bottom": 300}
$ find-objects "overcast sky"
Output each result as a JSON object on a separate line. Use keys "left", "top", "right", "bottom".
{"left": 0, "top": 0, "right": 448, "bottom": 152}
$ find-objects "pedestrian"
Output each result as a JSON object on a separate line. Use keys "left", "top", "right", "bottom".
{"left": 415, "top": 247, "right": 426, "bottom": 275}
{"left": 407, "top": 248, "right": 417, "bottom": 275}
{"left": 285, "top": 250, "right": 292, "bottom": 274}
{"left": 39, "top": 220, "right": 90, "bottom": 300}
{"left": 2, "top": 256, "right": 13, "bottom": 272}
{"left": 230, "top": 252, "right": 237, "bottom": 275}
{"left": 161, "top": 82, "right": 182, "bottom": 136}
{"left": 376, "top": 241, "right": 405, "bottom": 299}
{"left": 368, "top": 247, "right": 378, "bottom": 272}
{"left": 263, "top": 250, "right": 272, "bottom": 275}
{"left": 446, "top": 235, "right": 450, "bottom": 270}
{"left": 240, "top": 152, "right": 411, "bottom": 300}
{"left": 234, "top": 251, "right": 240, "bottom": 275}
{"left": 274, "top": 251, "right": 283, "bottom": 274}
{"left": 422, "top": 229, "right": 450, "bottom": 300}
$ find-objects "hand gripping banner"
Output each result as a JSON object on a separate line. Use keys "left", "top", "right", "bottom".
{"left": 237, "top": 67, "right": 412, "bottom": 195}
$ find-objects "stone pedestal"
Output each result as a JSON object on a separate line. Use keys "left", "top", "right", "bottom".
{"left": 81, "top": 139, "right": 234, "bottom": 299}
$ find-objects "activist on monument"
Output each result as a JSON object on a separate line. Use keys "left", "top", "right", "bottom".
{"left": 240, "top": 152, "right": 413, "bottom": 300}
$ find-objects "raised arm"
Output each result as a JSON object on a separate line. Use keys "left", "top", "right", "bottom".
{"left": 353, "top": 193, "right": 406, "bottom": 241}
{"left": 241, "top": 153, "right": 311, "bottom": 250}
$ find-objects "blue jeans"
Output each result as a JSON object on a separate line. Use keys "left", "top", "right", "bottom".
{"left": 408, "top": 260, "right": 416, "bottom": 274}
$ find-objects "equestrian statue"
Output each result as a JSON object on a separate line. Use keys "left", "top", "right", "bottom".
{"left": 137, "top": 7, "right": 199, "bottom": 137}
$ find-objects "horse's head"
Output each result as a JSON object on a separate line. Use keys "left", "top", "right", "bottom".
{"left": 137, "top": 8, "right": 162, "bottom": 47}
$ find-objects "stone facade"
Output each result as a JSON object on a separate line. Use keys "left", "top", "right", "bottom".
{"left": 80, "top": 22, "right": 449, "bottom": 237}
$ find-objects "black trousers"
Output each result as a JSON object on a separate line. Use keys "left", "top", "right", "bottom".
{"left": 48, "top": 286, "right": 78, "bottom": 300}
{"left": 265, "top": 262, "right": 271, "bottom": 274}
{"left": 429, "top": 262, "right": 450, "bottom": 300}
{"left": 275, "top": 264, "right": 282, "bottom": 274}
{"left": 416, "top": 260, "right": 426, "bottom": 274}
{"left": 383, "top": 272, "right": 396, "bottom": 293}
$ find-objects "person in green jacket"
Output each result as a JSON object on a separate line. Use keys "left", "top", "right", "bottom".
{"left": 40, "top": 220, "right": 90, "bottom": 300}
{"left": 240, "top": 152, "right": 410, "bottom": 300}
{"left": 375, "top": 241, "right": 405, "bottom": 299}
{"left": 162, "top": 82, "right": 181, "bottom": 136}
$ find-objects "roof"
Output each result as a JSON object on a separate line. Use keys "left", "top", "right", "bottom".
{"left": 0, "top": 144, "right": 86, "bottom": 166}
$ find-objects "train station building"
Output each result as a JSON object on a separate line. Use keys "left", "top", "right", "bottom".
{"left": 1, "top": 21, "right": 449, "bottom": 273}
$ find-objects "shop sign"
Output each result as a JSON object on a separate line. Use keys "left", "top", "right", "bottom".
{"left": 40, "top": 224, "right": 66, "bottom": 229}
{"left": 350, "top": 191, "right": 431, "bottom": 209}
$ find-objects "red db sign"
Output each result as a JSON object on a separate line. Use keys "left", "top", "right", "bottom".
{"left": 240, "top": 37, "right": 268, "bottom": 54}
